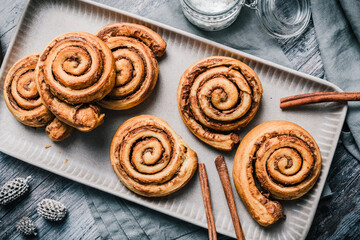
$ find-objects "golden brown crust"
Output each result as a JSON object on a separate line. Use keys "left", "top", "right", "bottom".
{"left": 45, "top": 118, "right": 74, "bottom": 142}
{"left": 3, "top": 54, "right": 54, "bottom": 127}
{"left": 232, "top": 121, "right": 322, "bottom": 226}
{"left": 96, "top": 23, "right": 166, "bottom": 58}
{"left": 97, "top": 36, "right": 159, "bottom": 110}
{"left": 110, "top": 115, "right": 198, "bottom": 197}
{"left": 96, "top": 23, "right": 166, "bottom": 110}
{"left": 36, "top": 32, "right": 115, "bottom": 131}
{"left": 177, "top": 56, "right": 263, "bottom": 151}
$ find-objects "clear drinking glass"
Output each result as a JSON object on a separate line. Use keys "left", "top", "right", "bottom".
{"left": 180, "top": 0, "right": 311, "bottom": 39}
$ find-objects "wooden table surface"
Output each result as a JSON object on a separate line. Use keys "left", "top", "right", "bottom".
{"left": 1, "top": 0, "right": 359, "bottom": 239}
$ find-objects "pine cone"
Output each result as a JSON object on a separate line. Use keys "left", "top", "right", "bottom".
{"left": 0, "top": 176, "right": 31, "bottom": 205}
{"left": 37, "top": 198, "right": 67, "bottom": 221}
{"left": 16, "top": 217, "right": 37, "bottom": 236}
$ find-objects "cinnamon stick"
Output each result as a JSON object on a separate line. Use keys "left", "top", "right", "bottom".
{"left": 280, "top": 92, "right": 360, "bottom": 109}
{"left": 198, "top": 163, "right": 217, "bottom": 240}
{"left": 215, "top": 156, "right": 245, "bottom": 240}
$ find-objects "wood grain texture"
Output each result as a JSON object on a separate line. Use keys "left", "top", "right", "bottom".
{"left": 307, "top": 144, "right": 360, "bottom": 240}
{"left": 0, "top": 154, "right": 100, "bottom": 239}
{"left": 0, "top": 0, "right": 359, "bottom": 239}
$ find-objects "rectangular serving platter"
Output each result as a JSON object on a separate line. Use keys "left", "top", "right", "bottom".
{"left": 0, "top": 0, "right": 347, "bottom": 239}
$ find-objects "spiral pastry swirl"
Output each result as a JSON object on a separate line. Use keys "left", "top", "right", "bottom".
{"left": 3, "top": 54, "right": 53, "bottom": 127}
{"left": 232, "top": 121, "right": 322, "bottom": 226}
{"left": 96, "top": 23, "right": 166, "bottom": 58}
{"left": 110, "top": 115, "right": 198, "bottom": 197}
{"left": 36, "top": 32, "right": 116, "bottom": 131}
{"left": 96, "top": 23, "right": 166, "bottom": 110}
{"left": 177, "top": 56, "right": 263, "bottom": 151}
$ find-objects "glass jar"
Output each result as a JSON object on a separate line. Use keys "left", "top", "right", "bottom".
{"left": 255, "top": 0, "right": 311, "bottom": 38}
{"left": 180, "top": 0, "right": 242, "bottom": 31}
{"left": 180, "top": 0, "right": 311, "bottom": 39}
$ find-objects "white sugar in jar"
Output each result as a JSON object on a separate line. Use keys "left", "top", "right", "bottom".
{"left": 180, "top": 0, "right": 242, "bottom": 31}
{"left": 188, "top": 0, "right": 238, "bottom": 13}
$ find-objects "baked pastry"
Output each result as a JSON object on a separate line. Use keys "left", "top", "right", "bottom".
{"left": 232, "top": 121, "right": 322, "bottom": 226}
{"left": 177, "top": 56, "right": 263, "bottom": 151}
{"left": 45, "top": 118, "right": 74, "bottom": 142}
{"left": 36, "top": 32, "right": 116, "bottom": 131}
{"left": 110, "top": 115, "right": 197, "bottom": 197}
{"left": 96, "top": 23, "right": 166, "bottom": 57}
{"left": 96, "top": 23, "right": 166, "bottom": 110}
{"left": 3, "top": 54, "right": 53, "bottom": 127}
{"left": 3, "top": 54, "right": 74, "bottom": 141}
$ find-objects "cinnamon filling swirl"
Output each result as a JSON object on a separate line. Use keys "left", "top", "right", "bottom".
{"left": 96, "top": 23, "right": 166, "bottom": 110}
{"left": 3, "top": 54, "right": 53, "bottom": 127}
{"left": 110, "top": 115, "right": 197, "bottom": 197}
{"left": 177, "top": 56, "right": 263, "bottom": 151}
{"left": 36, "top": 32, "right": 116, "bottom": 131}
{"left": 233, "top": 121, "right": 321, "bottom": 226}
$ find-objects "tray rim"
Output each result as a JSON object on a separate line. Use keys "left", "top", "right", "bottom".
{"left": 0, "top": 0, "right": 348, "bottom": 239}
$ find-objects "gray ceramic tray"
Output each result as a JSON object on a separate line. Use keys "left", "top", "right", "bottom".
{"left": 0, "top": 0, "right": 347, "bottom": 239}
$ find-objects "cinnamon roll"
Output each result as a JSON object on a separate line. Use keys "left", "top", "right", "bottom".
{"left": 96, "top": 23, "right": 166, "bottom": 110}
{"left": 110, "top": 115, "right": 197, "bottom": 197}
{"left": 36, "top": 32, "right": 116, "bottom": 131}
{"left": 3, "top": 54, "right": 53, "bottom": 127}
{"left": 96, "top": 23, "right": 166, "bottom": 57}
{"left": 232, "top": 121, "right": 322, "bottom": 226}
{"left": 177, "top": 56, "right": 263, "bottom": 151}
{"left": 45, "top": 118, "right": 74, "bottom": 142}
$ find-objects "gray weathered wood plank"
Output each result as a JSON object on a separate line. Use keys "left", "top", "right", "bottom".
{"left": 0, "top": 154, "right": 100, "bottom": 239}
